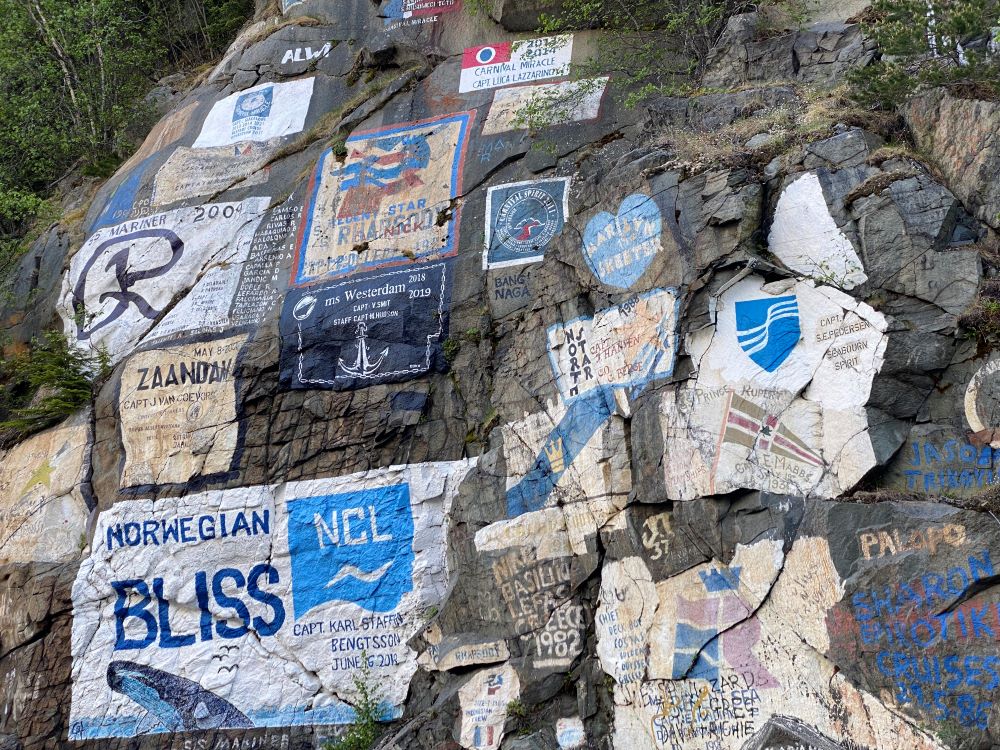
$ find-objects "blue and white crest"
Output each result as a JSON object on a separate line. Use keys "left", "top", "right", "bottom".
{"left": 734, "top": 295, "right": 800, "bottom": 372}
{"left": 231, "top": 87, "right": 273, "bottom": 139}
{"left": 286, "top": 483, "right": 414, "bottom": 618}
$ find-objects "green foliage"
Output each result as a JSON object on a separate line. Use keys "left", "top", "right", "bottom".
{"left": 537, "top": 1, "right": 714, "bottom": 106}
{"left": 324, "top": 656, "right": 382, "bottom": 750}
{"left": 516, "top": 0, "right": 807, "bottom": 127}
{"left": 538, "top": 0, "right": 742, "bottom": 72}
{"left": 959, "top": 277, "right": 1000, "bottom": 344}
{"left": 331, "top": 136, "right": 349, "bottom": 160}
{"left": 506, "top": 699, "right": 528, "bottom": 719}
{"left": 0, "top": 195, "right": 59, "bottom": 283}
{"left": 0, "top": 188, "right": 44, "bottom": 237}
{"left": 200, "top": 0, "right": 256, "bottom": 57}
{"left": 850, "top": 0, "right": 1000, "bottom": 109}
{"left": 0, "top": 330, "right": 105, "bottom": 443}
{"left": 0, "top": 0, "right": 165, "bottom": 189}
{"left": 443, "top": 338, "right": 461, "bottom": 363}
{"left": 0, "top": 0, "right": 254, "bottom": 253}
{"left": 511, "top": 73, "right": 607, "bottom": 131}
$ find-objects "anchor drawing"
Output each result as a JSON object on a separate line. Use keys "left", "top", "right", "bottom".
{"left": 338, "top": 322, "right": 389, "bottom": 377}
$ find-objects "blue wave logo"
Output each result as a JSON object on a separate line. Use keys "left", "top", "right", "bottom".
{"left": 735, "top": 295, "right": 800, "bottom": 372}
{"left": 286, "top": 484, "right": 414, "bottom": 618}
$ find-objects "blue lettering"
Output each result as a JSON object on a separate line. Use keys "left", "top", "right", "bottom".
{"left": 195, "top": 570, "right": 213, "bottom": 642}
{"left": 212, "top": 568, "right": 250, "bottom": 638}
{"left": 944, "top": 655, "right": 963, "bottom": 689}
{"left": 112, "top": 580, "right": 156, "bottom": 650}
{"left": 252, "top": 510, "right": 270, "bottom": 536}
{"left": 933, "top": 690, "right": 949, "bottom": 720}
{"left": 859, "top": 621, "right": 881, "bottom": 644}
{"left": 872, "top": 587, "right": 896, "bottom": 618}
{"left": 163, "top": 518, "right": 179, "bottom": 543}
{"left": 956, "top": 608, "right": 969, "bottom": 637}
{"left": 948, "top": 566, "right": 971, "bottom": 596}
{"left": 124, "top": 522, "right": 141, "bottom": 546}
{"left": 910, "top": 619, "right": 936, "bottom": 648}
{"left": 969, "top": 549, "right": 994, "bottom": 581}
{"left": 893, "top": 651, "right": 911, "bottom": 679}
{"left": 969, "top": 605, "right": 994, "bottom": 638}
{"left": 983, "top": 656, "right": 1000, "bottom": 690}
{"left": 153, "top": 577, "right": 195, "bottom": 648}
{"left": 922, "top": 573, "right": 947, "bottom": 605}
{"left": 247, "top": 564, "right": 285, "bottom": 636}
{"left": 933, "top": 611, "right": 950, "bottom": 640}
{"left": 231, "top": 512, "right": 251, "bottom": 536}
{"left": 979, "top": 445, "right": 993, "bottom": 467}
{"left": 877, "top": 651, "right": 894, "bottom": 676}
{"left": 943, "top": 440, "right": 957, "bottom": 463}
{"left": 106, "top": 524, "right": 124, "bottom": 551}
{"left": 852, "top": 591, "right": 874, "bottom": 621}
{"left": 898, "top": 583, "right": 921, "bottom": 609}
{"left": 964, "top": 655, "right": 983, "bottom": 687}
{"left": 198, "top": 515, "right": 216, "bottom": 540}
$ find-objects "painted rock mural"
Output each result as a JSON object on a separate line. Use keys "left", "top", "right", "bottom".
{"left": 2, "top": 1, "right": 1000, "bottom": 750}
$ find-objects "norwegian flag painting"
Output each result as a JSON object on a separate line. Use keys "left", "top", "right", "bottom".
{"left": 720, "top": 393, "right": 823, "bottom": 468}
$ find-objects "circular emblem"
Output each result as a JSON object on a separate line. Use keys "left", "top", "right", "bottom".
{"left": 476, "top": 46, "right": 497, "bottom": 65}
{"left": 965, "top": 359, "right": 1000, "bottom": 446}
{"left": 293, "top": 295, "right": 318, "bottom": 321}
{"left": 236, "top": 91, "right": 268, "bottom": 118}
{"left": 186, "top": 402, "right": 203, "bottom": 422}
{"left": 495, "top": 188, "right": 561, "bottom": 256}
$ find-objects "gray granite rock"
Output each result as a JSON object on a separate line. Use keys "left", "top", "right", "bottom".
{"left": 6, "top": 3, "right": 1000, "bottom": 750}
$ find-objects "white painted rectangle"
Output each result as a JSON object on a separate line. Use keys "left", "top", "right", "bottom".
{"left": 59, "top": 197, "right": 270, "bottom": 364}
{"left": 459, "top": 35, "right": 572, "bottom": 94}
{"left": 192, "top": 78, "right": 315, "bottom": 149}
{"left": 68, "top": 460, "right": 475, "bottom": 739}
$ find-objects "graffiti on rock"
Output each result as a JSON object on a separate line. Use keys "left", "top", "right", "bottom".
{"left": 484, "top": 177, "right": 569, "bottom": 270}
{"left": 293, "top": 113, "right": 472, "bottom": 285}
{"left": 459, "top": 36, "right": 572, "bottom": 93}
{"left": 581, "top": 193, "right": 662, "bottom": 290}
{"left": 192, "top": 79, "right": 314, "bottom": 148}
{"left": 482, "top": 78, "right": 608, "bottom": 135}
{"left": 118, "top": 333, "right": 247, "bottom": 489}
{"left": 60, "top": 198, "right": 269, "bottom": 363}
{"left": 69, "top": 461, "right": 474, "bottom": 738}
{"left": 279, "top": 260, "right": 451, "bottom": 390}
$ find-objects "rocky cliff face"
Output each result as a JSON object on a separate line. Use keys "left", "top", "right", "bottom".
{"left": 1, "top": 2, "right": 1000, "bottom": 749}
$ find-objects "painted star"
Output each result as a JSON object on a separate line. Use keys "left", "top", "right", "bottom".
{"left": 22, "top": 459, "right": 54, "bottom": 493}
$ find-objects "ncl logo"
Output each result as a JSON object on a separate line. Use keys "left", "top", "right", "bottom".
{"left": 286, "top": 484, "right": 414, "bottom": 618}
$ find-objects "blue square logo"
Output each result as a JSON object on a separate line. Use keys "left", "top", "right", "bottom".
{"left": 233, "top": 87, "right": 273, "bottom": 122}
{"left": 286, "top": 484, "right": 415, "bottom": 618}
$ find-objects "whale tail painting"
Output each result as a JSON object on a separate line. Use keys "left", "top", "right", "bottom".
{"left": 107, "top": 660, "right": 254, "bottom": 733}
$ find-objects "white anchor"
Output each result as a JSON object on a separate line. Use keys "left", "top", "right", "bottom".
{"left": 338, "top": 322, "right": 389, "bottom": 377}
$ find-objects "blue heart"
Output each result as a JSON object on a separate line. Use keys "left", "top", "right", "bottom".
{"left": 582, "top": 193, "right": 662, "bottom": 289}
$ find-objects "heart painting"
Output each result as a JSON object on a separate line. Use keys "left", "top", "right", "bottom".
{"left": 581, "top": 193, "right": 662, "bottom": 289}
